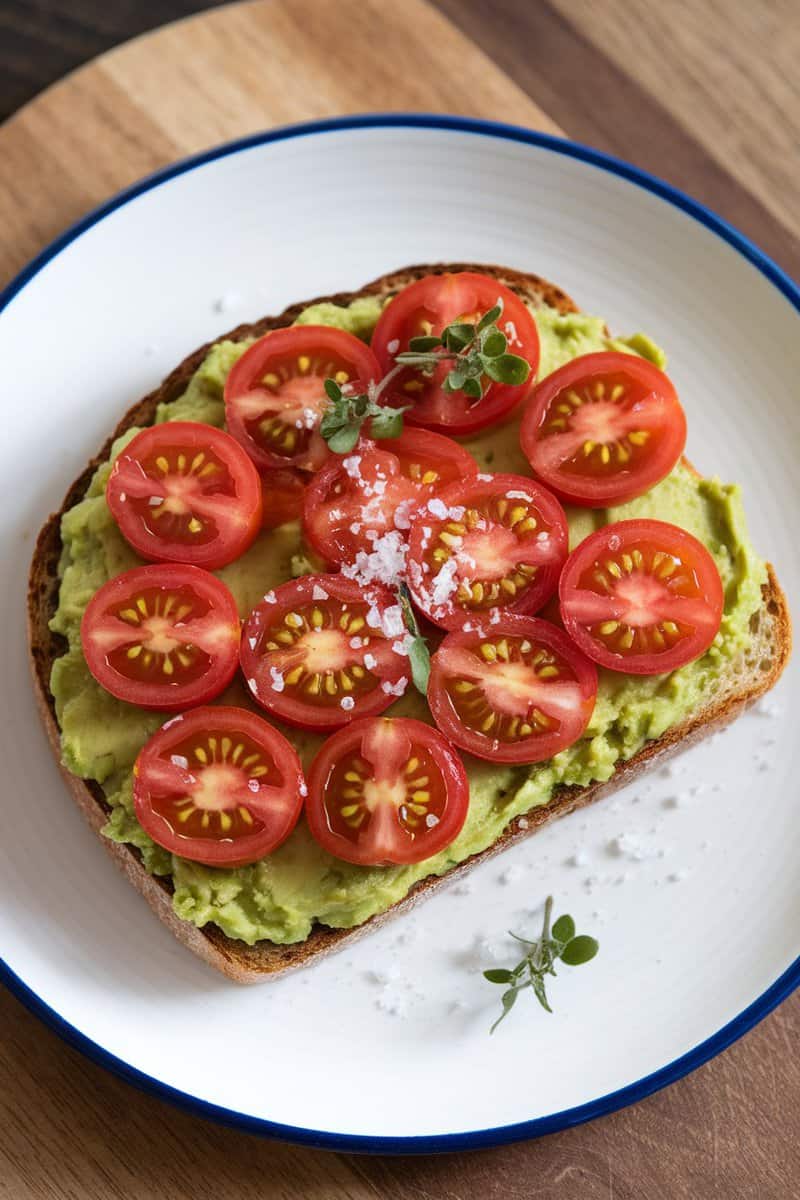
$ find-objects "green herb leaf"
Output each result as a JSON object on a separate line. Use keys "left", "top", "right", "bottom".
{"left": 407, "top": 335, "right": 442, "bottom": 352}
{"left": 551, "top": 914, "right": 576, "bottom": 945}
{"left": 530, "top": 973, "right": 552, "bottom": 1013}
{"left": 323, "top": 378, "right": 343, "bottom": 403}
{"left": 483, "top": 968, "right": 514, "bottom": 985}
{"left": 483, "top": 896, "right": 598, "bottom": 1032}
{"left": 560, "top": 935, "right": 600, "bottom": 966}
{"left": 490, "top": 988, "right": 519, "bottom": 1034}
{"left": 461, "top": 377, "right": 483, "bottom": 400}
{"left": 445, "top": 364, "right": 469, "bottom": 391}
{"left": 397, "top": 583, "right": 431, "bottom": 696}
{"left": 484, "top": 353, "right": 531, "bottom": 386}
{"left": 408, "top": 637, "right": 431, "bottom": 695}
{"left": 444, "top": 322, "right": 475, "bottom": 352}
{"left": 477, "top": 301, "right": 503, "bottom": 331}
{"left": 369, "top": 406, "right": 407, "bottom": 440}
{"left": 480, "top": 328, "right": 507, "bottom": 357}
{"left": 326, "top": 424, "right": 361, "bottom": 454}
{"left": 319, "top": 407, "right": 348, "bottom": 435}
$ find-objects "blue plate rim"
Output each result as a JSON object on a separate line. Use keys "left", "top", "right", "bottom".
{"left": 2, "top": 112, "right": 798, "bottom": 1154}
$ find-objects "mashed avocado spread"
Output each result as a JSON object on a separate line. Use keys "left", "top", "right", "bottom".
{"left": 49, "top": 297, "right": 766, "bottom": 944}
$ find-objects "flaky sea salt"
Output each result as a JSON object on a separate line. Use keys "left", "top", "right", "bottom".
{"left": 430, "top": 559, "right": 459, "bottom": 606}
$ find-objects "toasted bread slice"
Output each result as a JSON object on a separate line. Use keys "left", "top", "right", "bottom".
{"left": 28, "top": 264, "right": 791, "bottom": 982}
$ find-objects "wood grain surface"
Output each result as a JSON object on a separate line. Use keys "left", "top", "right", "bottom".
{"left": 1, "top": 1, "right": 798, "bottom": 1195}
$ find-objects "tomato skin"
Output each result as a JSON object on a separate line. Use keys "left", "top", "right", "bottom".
{"left": 106, "top": 422, "right": 262, "bottom": 569}
{"left": 224, "top": 325, "right": 381, "bottom": 472}
{"left": 371, "top": 272, "right": 540, "bottom": 435}
{"left": 406, "top": 473, "right": 569, "bottom": 630}
{"left": 261, "top": 468, "right": 306, "bottom": 529}
{"left": 81, "top": 564, "right": 240, "bottom": 711}
{"left": 428, "top": 614, "right": 597, "bottom": 764}
{"left": 559, "top": 519, "right": 724, "bottom": 675}
{"left": 520, "top": 352, "right": 687, "bottom": 507}
{"left": 240, "top": 574, "right": 412, "bottom": 730}
{"left": 133, "top": 706, "right": 305, "bottom": 867}
{"left": 306, "top": 717, "right": 469, "bottom": 866}
{"left": 302, "top": 429, "right": 478, "bottom": 567}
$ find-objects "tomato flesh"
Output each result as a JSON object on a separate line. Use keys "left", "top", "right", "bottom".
{"left": 521, "top": 352, "right": 686, "bottom": 507}
{"left": 240, "top": 574, "right": 411, "bottom": 729}
{"left": 371, "top": 272, "right": 540, "bottom": 435}
{"left": 406, "top": 474, "right": 568, "bottom": 630}
{"left": 133, "top": 706, "right": 305, "bottom": 867}
{"left": 261, "top": 468, "right": 306, "bottom": 529}
{"left": 225, "top": 325, "right": 381, "bottom": 472}
{"left": 303, "top": 429, "right": 477, "bottom": 567}
{"left": 106, "top": 422, "right": 262, "bottom": 569}
{"left": 559, "top": 519, "right": 724, "bottom": 674}
{"left": 80, "top": 564, "right": 240, "bottom": 711}
{"left": 428, "top": 614, "right": 597, "bottom": 764}
{"left": 305, "top": 717, "right": 469, "bottom": 865}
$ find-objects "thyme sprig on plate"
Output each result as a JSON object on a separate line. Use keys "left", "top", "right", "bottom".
{"left": 484, "top": 896, "right": 599, "bottom": 1033}
{"left": 320, "top": 300, "right": 532, "bottom": 452}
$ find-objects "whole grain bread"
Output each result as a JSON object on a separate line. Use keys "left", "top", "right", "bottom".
{"left": 27, "top": 264, "right": 791, "bottom": 982}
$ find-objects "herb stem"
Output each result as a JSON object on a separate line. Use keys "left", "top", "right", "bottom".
{"left": 369, "top": 361, "right": 407, "bottom": 404}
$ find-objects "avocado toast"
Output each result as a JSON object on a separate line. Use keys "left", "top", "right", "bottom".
{"left": 28, "top": 263, "right": 791, "bottom": 982}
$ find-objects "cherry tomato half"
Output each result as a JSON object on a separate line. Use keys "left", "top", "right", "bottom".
{"left": 306, "top": 716, "right": 469, "bottom": 866}
{"left": 406, "top": 474, "right": 568, "bottom": 630}
{"left": 559, "top": 519, "right": 724, "bottom": 675}
{"left": 371, "top": 272, "right": 540, "bottom": 435}
{"left": 106, "top": 422, "right": 262, "bottom": 569}
{"left": 428, "top": 614, "right": 598, "bottom": 764}
{"left": 261, "top": 467, "right": 306, "bottom": 529}
{"left": 133, "top": 706, "right": 305, "bottom": 867}
{"left": 81, "top": 564, "right": 240, "bottom": 711}
{"left": 225, "top": 325, "right": 381, "bottom": 472}
{"left": 240, "top": 574, "right": 412, "bottom": 730}
{"left": 302, "top": 429, "right": 477, "bottom": 567}
{"left": 520, "top": 352, "right": 687, "bottom": 507}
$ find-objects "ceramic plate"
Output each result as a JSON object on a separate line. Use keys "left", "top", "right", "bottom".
{"left": 1, "top": 116, "right": 797, "bottom": 1152}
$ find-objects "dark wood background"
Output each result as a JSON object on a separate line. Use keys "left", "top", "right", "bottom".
{"left": 1, "top": 1, "right": 798, "bottom": 1197}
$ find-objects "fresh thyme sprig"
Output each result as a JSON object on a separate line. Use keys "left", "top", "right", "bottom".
{"left": 395, "top": 298, "right": 531, "bottom": 401}
{"left": 319, "top": 373, "right": 409, "bottom": 455}
{"left": 320, "top": 300, "right": 532, "bottom": 453}
{"left": 484, "top": 896, "right": 599, "bottom": 1033}
{"left": 397, "top": 582, "right": 430, "bottom": 696}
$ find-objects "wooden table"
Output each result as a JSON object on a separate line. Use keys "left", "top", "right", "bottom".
{"left": 1, "top": 1, "right": 798, "bottom": 1194}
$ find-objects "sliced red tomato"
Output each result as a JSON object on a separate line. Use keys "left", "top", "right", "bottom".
{"left": 240, "top": 574, "right": 411, "bottom": 730}
{"left": 224, "top": 325, "right": 381, "bottom": 472}
{"left": 406, "top": 474, "right": 568, "bottom": 630}
{"left": 559, "top": 519, "right": 724, "bottom": 675}
{"left": 428, "top": 614, "right": 597, "bottom": 764}
{"left": 106, "top": 422, "right": 262, "bottom": 569}
{"left": 302, "top": 429, "right": 477, "bottom": 567}
{"left": 81, "top": 564, "right": 240, "bottom": 711}
{"left": 261, "top": 468, "right": 306, "bottom": 529}
{"left": 371, "top": 272, "right": 540, "bottom": 435}
{"left": 133, "top": 706, "right": 305, "bottom": 867}
{"left": 305, "top": 717, "right": 468, "bottom": 866}
{"left": 520, "top": 352, "right": 686, "bottom": 507}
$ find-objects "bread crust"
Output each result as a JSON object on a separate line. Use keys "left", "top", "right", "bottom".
{"left": 27, "top": 264, "right": 792, "bottom": 982}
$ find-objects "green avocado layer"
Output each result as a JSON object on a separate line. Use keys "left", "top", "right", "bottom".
{"left": 48, "top": 297, "right": 766, "bottom": 944}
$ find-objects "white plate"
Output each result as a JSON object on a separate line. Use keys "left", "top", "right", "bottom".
{"left": 1, "top": 116, "right": 797, "bottom": 1152}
